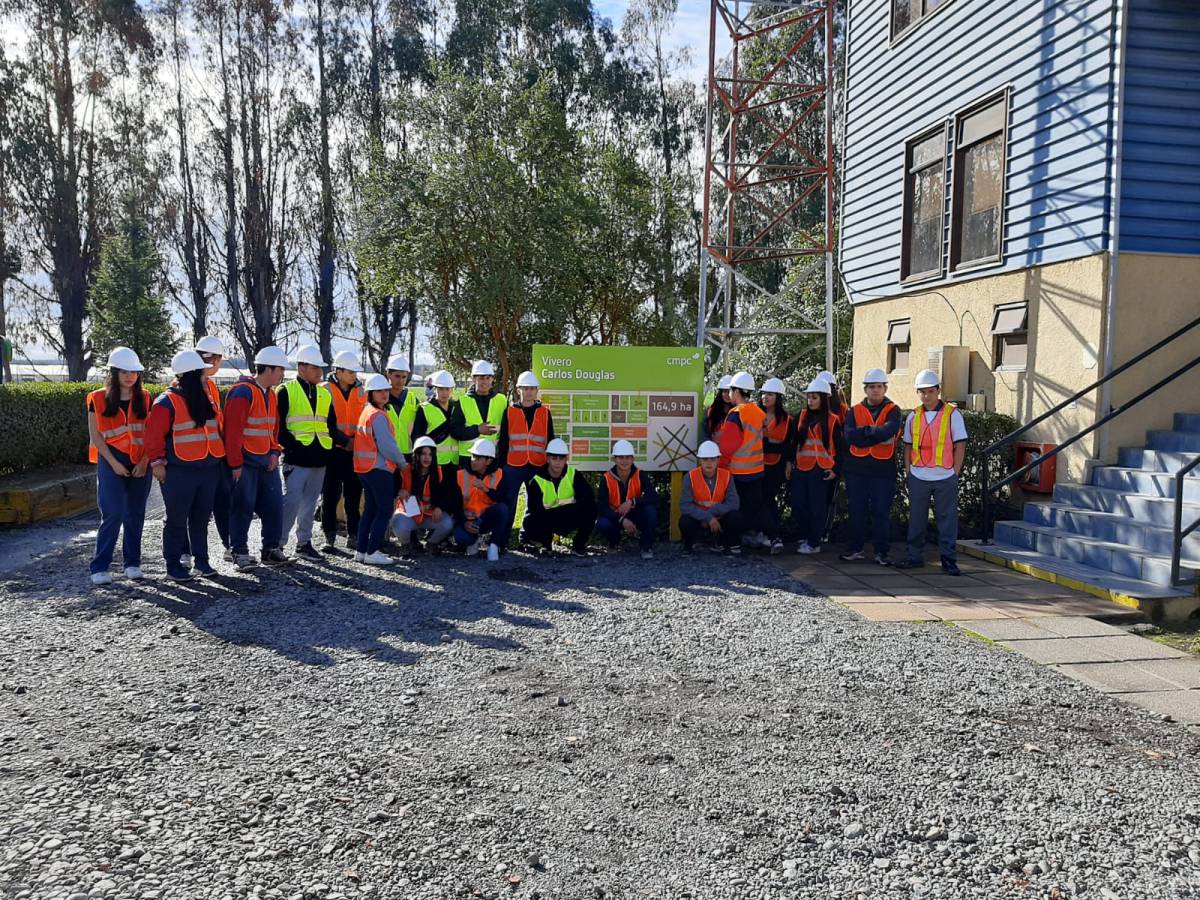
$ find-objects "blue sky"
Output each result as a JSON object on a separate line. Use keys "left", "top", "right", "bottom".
{"left": 592, "top": 0, "right": 711, "bottom": 85}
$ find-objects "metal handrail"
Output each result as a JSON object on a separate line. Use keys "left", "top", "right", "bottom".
{"left": 1171, "top": 453, "right": 1200, "bottom": 588}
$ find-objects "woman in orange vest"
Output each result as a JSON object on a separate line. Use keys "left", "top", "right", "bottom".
{"left": 354, "top": 374, "right": 409, "bottom": 565}
{"left": 144, "top": 351, "right": 226, "bottom": 581}
{"left": 184, "top": 335, "right": 232, "bottom": 562}
{"left": 788, "top": 378, "right": 842, "bottom": 554}
{"left": 758, "top": 377, "right": 794, "bottom": 555}
{"left": 86, "top": 347, "right": 153, "bottom": 585}
{"left": 703, "top": 374, "right": 733, "bottom": 442}
{"left": 840, "top": 367, "right": 903, "bottom": 565}
{"left": 322, "top": 350, "right": 367, "bottom": 550}
{"left": 391, "top": 436, "right": 458, "bottom": 554}
{"left": 717, "top": 371, "right": 771, "bottom": 549}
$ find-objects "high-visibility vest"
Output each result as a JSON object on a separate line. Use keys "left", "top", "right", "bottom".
{"left": 604, "top": 469, "right": 642, "bottom": 509}
{"left": 328, "top": 379, "right": 366, "bottom": 441}
{"left": 725, "top": 403, "right": 765, "bottom": 476}
{"left": 762, "top": 411, "right": 791, "bottom": 467}
{"left": 505, "top": 405, "right": 550, "bottom": 466}
{"left": 420, "top": 400, "right": 459, "bottom": 465}
{"left": 87, "top": 388, "right": 151, "bottom": 464}
{"left": 459, "top": 393, "right": 509, "bottom": 460}
{"left": 203, "top": 378, "right": 223, "bottom": 429}
{"left": 458, "top": 468, "right": 503, "bottom": 519}
{"left": 281, "top": 379, "right": 333, "bottom": 449}
{"left": 386, "top": 388, "right": 420, "bottom": 454}
{"left": 353, "top": 406, "right": 396, "bottom": 474}
{"left": 398, "top": 465, "right": 442, "bottom": 522}
{"left": 233, "top": 376, "right": 279, "bottom": 456}
{"left": 162, "top": 390, "right": 225, "bottom": 462}
{"left": 794, "top": 410, "right": 839, "bottom": 471}
{"left": 533, "top": 467, "right": 577, "bottom": 509}
{"left": 688, "top": 467, "right": 731, "bottom": 510}
{"left": 911, "top": 403, "right": 958, "bottom": 469}
{"left": 848, "top": 402, "right": 899, "bottom": 460}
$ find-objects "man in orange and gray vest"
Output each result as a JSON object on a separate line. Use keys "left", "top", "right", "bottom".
{"left": 840, "top": 367, "right": 903, "bottom": 566}
{"left": 896, "top": 368, "right": 968, "bottom": 576}
{"left": 717, "top": 371, "right": 770, "bottom": 549}
{"left": 322, "top": 350, "right": 367, "bottom": 551}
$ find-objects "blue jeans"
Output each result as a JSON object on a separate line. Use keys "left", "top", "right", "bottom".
{"left": 90, "top": 457, "right": 152, "bottom": 574}
{"left": 357, "top": 469, "right": 395, "bottom": 554}
{"left": 162, "top": 465, "right": 220, "bottom": 576}
{"left": 905, "top": 473, "right": 959, "bottom": 564}
{"left": 182, "top": 465, "right": 231, "bottom": 556}
{"left": 229, "top": 464, "right": 284, "bottom": 554}
{"left": 455, "top": 503, "right": 512, "bottom": 549}
{"left": 845, "top": 472, "right": 896, "bottom": 557}
{"left": 596, "top": 503, "right": 657, "bottom": 551}
{"left": 789, "top": 467, "right": 831, "bottom": 547}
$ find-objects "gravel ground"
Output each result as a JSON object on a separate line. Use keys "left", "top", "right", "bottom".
{"left": 2, "top": 516, "right": 1200, "bottom": 900}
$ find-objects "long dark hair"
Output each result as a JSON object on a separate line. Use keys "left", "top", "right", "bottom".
{"left": 802, "top": 392, "right": 831, "bottom": 436}
{"left": 705, "top": 395, "right": 730, "bottom": 436}
{"left": 103, "top": 367, "right": 146, "bottom": 418}
{"left": 758, "top": 393, "right": 789, "bottom": 423}
{"left": 413, "top": 447, "right": 437, "bottom": 477}
{"left": 176, "top": 370, "right": 215, "bottom": 426}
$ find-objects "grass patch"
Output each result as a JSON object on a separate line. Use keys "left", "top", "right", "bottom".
{"left": 1144, "top": 619, "right": 1200, "bottom": 656}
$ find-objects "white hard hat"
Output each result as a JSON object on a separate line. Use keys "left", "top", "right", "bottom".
{"left": 470, "top": 437, "right": 497, "bottom": 458}
{"left": 363, "top": 373, "right": 390, "bottom": 392}
{"left": 412, "top": 436, "right": 437, "bottom": 452}
{"left": 293, "top": 344, "right": 328, "bottom": 367}
{"left": 254, "top": 346, "right": 289, "bottom": 368}
{"left": 818, "top": 370, "right": 836, "bottom": 385}
{"left": 107, "top": 346, "right": 144, "bottom": 373}
{"left": 194, "top": 335, "right": 225, "bottom": 356}
{"left": 546, "top": 438, "right": 569, "bottom": 456}
{"left": 914, "top": 368, "right": 940, "bottom": 389}
{"left": 805, "top": 378, "right": 831, "bottom": 395}
{"left": 730, "top": 371, "right": 756, "bottom": 392}
{"left": 516, "top": 370, "right": 539, "bottom": 388}
{"left": 385, "top": 353, "right": 411, "bottom": 372}
{"left": 432, "top": 370, "right": 455, "bottom": 389}
{"left": 470, "top": 360, "right": 495, "bottom": 377}
{"left": 697, "top": 440, "right": 721, "bottom": 459}
{"left": 332, "top": 350, "right": 362, "bottom": 371}
{"left": 171, "top": 350, "right": 207, "bottom": 376}
{"left": 612, "top": 439, "right": 636, "bottom": 457}
{"left": 716, "top": 374, "right": 733, "bottom": 390}
{"left": 761, "top": 377, "right": 786, "bottom": 395}
{"left": 863, "top": 367, "right": 888, "bottom": 384}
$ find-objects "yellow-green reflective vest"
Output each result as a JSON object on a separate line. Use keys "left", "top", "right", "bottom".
{"left": 459, "top": 393, "right": 509, "bottom": 460}
{"left": 386, "top": 389, "right": 421, "bottom": 454}
{"left": 421, "top": 400, "right": 459, "bottom": 465}
{"left": 281, "top": 380, "right": 333, "bottom": 449}
{"left": 532, "top": 466, "right": 577, "bottom": 509}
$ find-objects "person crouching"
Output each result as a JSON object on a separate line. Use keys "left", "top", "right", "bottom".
{"left": 391, "top": 436, "right": 457, "bottom": 555}
{"left": 521, "top": 439, "right": 596, "bottom": 556}
{"left": 679, "top": 441, "right": 743, "bottom": 554}
{"left": 454, "top": 438, "right": 509, "bottom": 562}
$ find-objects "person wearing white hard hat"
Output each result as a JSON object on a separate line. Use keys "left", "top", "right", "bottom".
{"left": 145, "top": 350, "right": 226, "bottom": 580}
{"left": 276, "top": 344, "right": 342, "bottom": 561}
{"left": 321, "top": 349, "right": 367, "bottom": 551}
{"left": 758, "top": 377, "right": 794, "bottom": 555}
{"left": 596, "top": 439, "right": 658, "bottom": 559}
{"left": 788, "top": 378, "right": 843, "bottom": 554}
{"left": 384, "top": 353, "right": 420, "bottom": 465}
{"left": 352, "top": 373, "right": 410, "bottom": 565}
{"left": 451, "top": 360, "right": 508, "bottom": 465}
{"left": 520, "top": 438, "right": 596, "bottom": 556}
{"left": 897, "top": 369, "right": 968, "bottom": 576}
{"left": 703, "top": 374, "right": 734, "bottom": 442}
{"left": 86, "top": 347, "right": 153, "bottom": 585}
{"left": 840, "top": 367, "right": 903, "bottom": 566}
{"left": 177, "top": 335, "right": 231, "bottom": 569}
{"left": 717, "top": 371, "right": 771, "bottom": 549}
{"left": 816, "top": 370, "right": 846, "bottom": 417}
{"left": 412, "top": 370, "right": 461, "bottom": 475}
{"left": 223, "top": 346, "right": 289, "bottom": 569}
{"left": 454, "top": 437, "right": 509, "bottom": 563}
{"left": 497, "top": 369, "right": 556, "bottom": 533}
{"left": 390, "top": 435, "right": 458, "bottom": 555}
{"left": 679, "top": 440, "right": 743, "bottom": 554}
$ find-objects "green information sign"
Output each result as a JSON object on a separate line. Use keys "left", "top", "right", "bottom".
{"left": 532, "top": 344, "right": 705, "bottom": 471}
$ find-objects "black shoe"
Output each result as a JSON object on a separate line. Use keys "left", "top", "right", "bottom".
{"left": 296, "top": 542, "right": 323, "bottom": 561}
{"left": 346, "top": 536, "right": 358, "bottom": 552}
{"left": 261, "top": 548, "right": 290, "bottom": 566}
{"left": 167, "top": 568, "right": 193, "bottom": 582}
{"left": 682, "top": 544, "right": 694, "bottom": 555}
{"left": 893, "top": 558, "right": 924, "bottom": 570}
{"left": 323, "top": 532, "right": 338, "bottom": 548}
{"left": 194, "top": 563, "right": 218, "bottom": 577}
{"left": 941, "top": 560, "right": 962, "bottom": 576}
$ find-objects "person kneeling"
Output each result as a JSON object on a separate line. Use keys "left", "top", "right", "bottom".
{"left": 391, "top": 436, "right": 457, "bottom": 555}
{"left": 454, "top": 438, "right": 509, "bottom": 562}
{"left": 521, "top": 439, "right": 596, "bottom": 556}
{"left": 679, "top": 441, "right": 743, "bottom": 555}
{"left": 596, "top": 439, "right": 658, "bottom": 560}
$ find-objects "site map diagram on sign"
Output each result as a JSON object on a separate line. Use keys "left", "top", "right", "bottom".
{"left": 531, "top": 345, "right": 705, "bottom": 472}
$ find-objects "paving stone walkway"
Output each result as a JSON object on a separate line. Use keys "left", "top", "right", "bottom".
{"left": 776, "top": 552, "right": 1200, "bottom": 726}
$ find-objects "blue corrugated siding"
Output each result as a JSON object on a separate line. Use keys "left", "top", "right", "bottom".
{"left": 840, "top": 0, "right": 1119, "bottom": 298}
{"left": 1119, "top": 0, "right": 1200, "bottom": 255}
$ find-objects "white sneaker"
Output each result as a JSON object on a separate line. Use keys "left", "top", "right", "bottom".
{"left": 180, "top": 554, "right": 193, "bottom": 569}
{"left": 769, "top": 539, "right": 784, "bottom": 555}
{"left": 124, "top": 566, "right": 144, "bottom": 580}
{"left": 363, "top": 550, "right": 394, "bottom": 566}
{"left": 486, "top": 543, "right": 500, "bottom": 562}
{"left": 466, "top": 537, "right": 485, "bottom": 557}
{"left": 353, "top": 551, "right": 366, "bottom": 563}
{"left": 797, "top": 542, "right": 821, "bottom": 555}
{"left": 90, "top": 571, "right": 113, "bottom": 585}
{"left": 641, "top": 549, "right": 654, "bottom": 560}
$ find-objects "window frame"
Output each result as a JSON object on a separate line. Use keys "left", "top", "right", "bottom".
{"left": 991, "top": 301, "right": 1028, "bottom": 371}
{"left": 890, "top": 0, "right": 959, "bottom": 45}
{"left": 949, "top": 90, "right": 1010, "bottom": 273}
{"left": 900, "top": 123, "right": 949, "bottom": 285}
{"left": 887, "top": 318, "right": 913, "bottom": 374}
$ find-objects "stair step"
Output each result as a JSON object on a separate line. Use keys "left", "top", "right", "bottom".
{"left": 1174, "top": 413, "right": 1200, "bottom": 433}
{"left": 1091, "top": 466, "right": 1200, "bottom": 501}
{"left": 1052, "top": 482, "right": 1200, "bottom": 527}
{"left": 1023, "top": 503, "right": 1200, "bottom": 561}
{"left": 1148, "top": 430, "right": 1200, "bottom": 453}
{"left": 1116, "top": 447, "right": 1199, "bottom": 473}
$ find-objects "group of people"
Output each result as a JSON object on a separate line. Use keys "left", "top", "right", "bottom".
{"left": 86, "top": 340, "right": 968, "bottom": 584}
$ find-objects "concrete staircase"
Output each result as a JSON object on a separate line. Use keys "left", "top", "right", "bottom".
{"left": 961, "top": 413, "right": 1200, "bottom": 619}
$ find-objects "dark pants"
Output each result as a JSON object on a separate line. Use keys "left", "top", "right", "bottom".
{"left": 789, "top": 467, "right": 831, "bottom": 547}
{"left": 455, "top": 503, "right": 512, "bottom": 550}
{"left": 230, "top": 464, "right": 284, "bottom": 554}
{"left": 357, "top": 469, "right": 395, "bottom": 554}
{"left": 762, "top": 463, "right": 788, "bottom": 540}
{"left": 678, "top": 510, "right": 744, "bottom": 550}
{"left": 521, "top": 504, "right": 596, "bottom": 551}
{"left": 181, "top": 466, "right": 231, "bottom": 556}
{"left": 596, "top": 503, "right": 657, "bottom": 551}
{"left": 906, "top": 472, "right": 959, "bottom": 564}
{"left": 845, "top": 471, "right": 896, "bottom": 556}
{"left": 90, "top": 458, "right": 152, "bottom": 574}
{"left": 733, "top": 475, "right": 767, "bottom": 536}
{"left": 503, "top": 463, "right": 540, "bottom": 532}
{"left": 322, "top": 450, "right": 362, "bottom": 539}
{"left": 162, "top": 465, "right": 219, "bottom": 577}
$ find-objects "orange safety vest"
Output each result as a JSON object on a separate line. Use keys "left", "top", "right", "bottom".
{"left": 235, "top": 377, "right": 279, "bottom": 456}
{"left": 688, "top": 467, "right": 731, "bottom": 509}
{"left": 204, "top": 378, "right": 223, "bottom": 428}
{"left": 604, "top": 469, "right": 642, "bottom": 509}
{"left": 88, "top": 388, "right": 151, "bottom": 464}
{"left": 725, "top": 402, "right": 765, "bottom": 476}
{"left": 848, "top": 402, "right": 898, "bottom": 460}
{"left": 398, "top": 465, "right": 442, "bottom": 522}
{"left": 911, "top": 403, "right": 958, "bottom": 469}
{"left": 762, "top": 412, "right": 791, "bottom": 467}
{"left": 794, "top": 410, "right": 840, "bottom": 471}
{"left": 458, "top": 468, "right": 503, "bottom": 519}
{"left": 163, "top": 391, "right": 225, "bottom": 462}
{"left": 354, "top": 406, "right": 396, "bottom": 474}
{"left": 505, "top": 405, "right": 550, "bottom": 466}
{"left": 329, "top": 379, "right": 366, "bottom": 441}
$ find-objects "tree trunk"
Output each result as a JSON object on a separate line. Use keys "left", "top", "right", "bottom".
{"left": 315, "top": 0, "right": 336, "bottom": 362}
